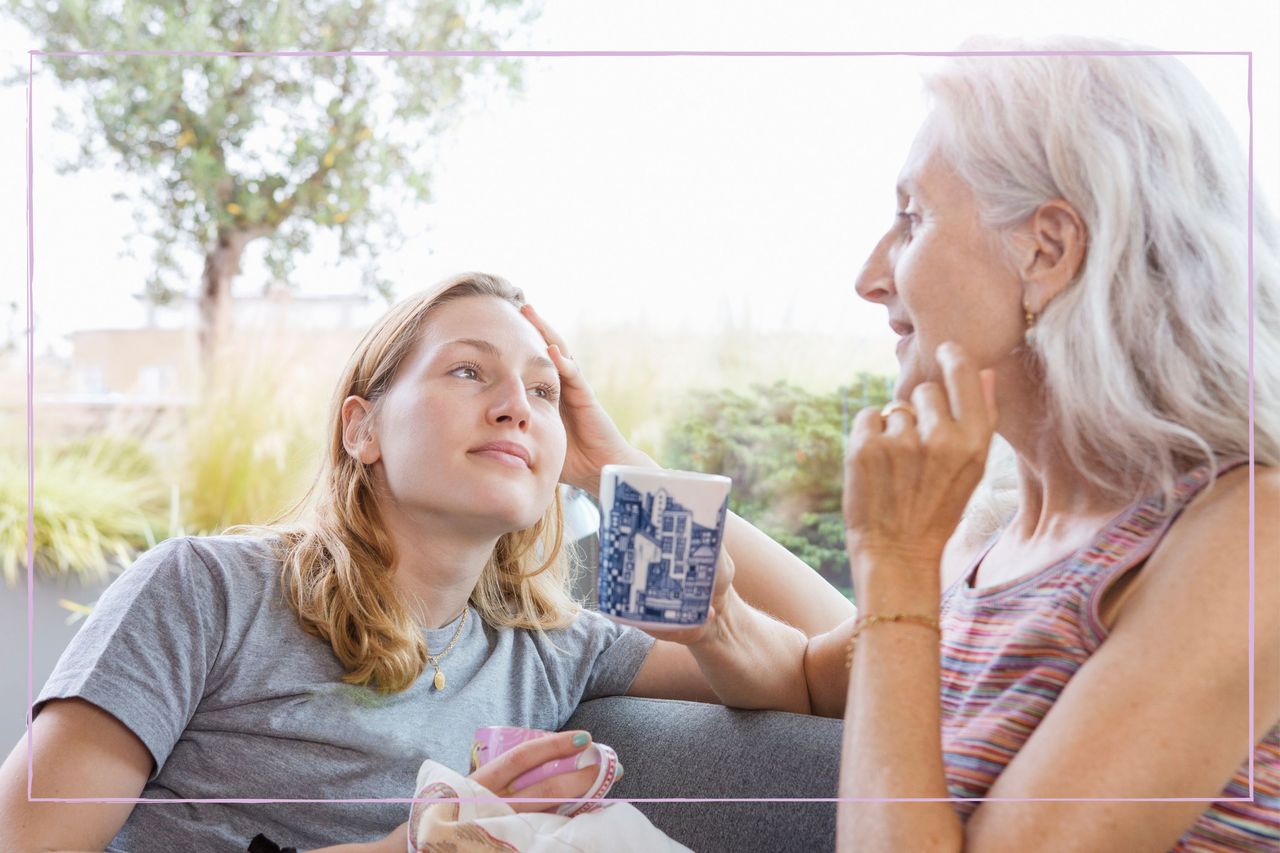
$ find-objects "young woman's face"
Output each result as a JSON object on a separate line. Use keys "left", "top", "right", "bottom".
{"left": 368, "top": 295, "right": 567, "bottom": 536}
{"left": 854, "top": 123, "right": 1025, "bottom": 398}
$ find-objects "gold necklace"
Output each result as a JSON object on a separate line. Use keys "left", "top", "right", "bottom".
{"left": 425, "top": 607, "right": 469, "bottom": 691}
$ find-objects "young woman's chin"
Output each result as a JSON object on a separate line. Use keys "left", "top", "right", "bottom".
{"left": 465, "top": 486, "right": 555, "bottom": 537}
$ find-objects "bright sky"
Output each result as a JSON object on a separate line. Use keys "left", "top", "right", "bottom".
{"left": 1, "top": 0, "right": 1276, "bottom": 366}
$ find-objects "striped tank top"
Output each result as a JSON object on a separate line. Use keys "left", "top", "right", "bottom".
{"left": 939, "top": 460, "right": 1279, "bottom": 850}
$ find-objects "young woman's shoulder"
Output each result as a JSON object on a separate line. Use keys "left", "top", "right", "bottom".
{"left": 151, "top": 532, "right": 283, "bottom": 573}
{"left": 41, "top": 533, "right": 294, "bottom": 702}
{"left": 522, "top": 606, "right": 658, "bottom": 705}
{"left": 120, "top": 533, "right": 284, "bottom": 600}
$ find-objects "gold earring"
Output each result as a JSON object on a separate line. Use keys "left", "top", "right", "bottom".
{"left": 1024, "top": 302, "right": 1037, "bottom": 347}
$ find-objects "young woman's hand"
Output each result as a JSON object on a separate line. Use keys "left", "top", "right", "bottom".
{"left": 520, "top": 303, "right": 657, "bottom": 495}
{"left": 466, "top": 729, "right": 601, "bottom": 813}
{"left": 843, "top": 342, "right": 998, "bottom": 593}
{"left": 640, "top": 548, "right": 736, "bottom": 647}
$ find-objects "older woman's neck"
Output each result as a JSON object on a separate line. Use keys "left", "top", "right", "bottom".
{"left": 1011, "top": 461, "right": 1125, "bottom": 534}
{"left": 994, "top": 397, "right": 1131, "bottom": 540}
{"left": 999, "top": 433, "right": 1131, "bottom": 543}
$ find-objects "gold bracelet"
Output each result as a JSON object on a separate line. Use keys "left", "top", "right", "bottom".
{"left": 844, "top": 612, "right": 942, "bottom": 669}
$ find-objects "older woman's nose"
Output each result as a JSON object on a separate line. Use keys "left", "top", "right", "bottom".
{"left": 854, "top": 232, "right": 896, "bottom": 304}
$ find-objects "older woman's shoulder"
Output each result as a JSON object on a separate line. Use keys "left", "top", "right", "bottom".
{"left": 1176, "top": 463, "right": 1278, "bottom": 538}
{"left": 1142, "top": 463, "right": 1278, "bottom": 597}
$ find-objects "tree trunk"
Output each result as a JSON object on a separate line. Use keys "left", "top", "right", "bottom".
{"left": 197, "top": 227, "right": 263, "bottom": 381}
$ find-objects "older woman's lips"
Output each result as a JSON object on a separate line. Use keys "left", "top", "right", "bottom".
{"left": 889, "top": 319, "right": 914, "bottom": 355}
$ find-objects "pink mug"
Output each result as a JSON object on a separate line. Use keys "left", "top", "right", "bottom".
{"left": 470, "top": 725, "right": 622, "bottom": 816}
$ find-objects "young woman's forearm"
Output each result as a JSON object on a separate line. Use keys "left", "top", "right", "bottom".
{"left": 688, "top": 587, "right": 811, "bottom": 714}
{"left": 723, "top": 512, "right": 857, "bottom": 636}
{"left": 804, "top": 615, "right": 858, "bottom": 717}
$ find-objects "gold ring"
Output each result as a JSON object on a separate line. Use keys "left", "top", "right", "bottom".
{"left": 880, "top": 401, "right": 918, "bottom": 421}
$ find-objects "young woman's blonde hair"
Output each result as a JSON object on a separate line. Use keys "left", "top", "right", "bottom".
{"left": 254, "top": 272, "right": 577, "bottom": 693}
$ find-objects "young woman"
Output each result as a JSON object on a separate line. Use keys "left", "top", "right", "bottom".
{"left": 0, "top": 273, "right": 853, "bottom": 852}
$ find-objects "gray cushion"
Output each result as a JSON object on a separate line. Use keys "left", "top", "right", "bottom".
{"left": 564, "top": 697, "right": 841, "bottom": 852}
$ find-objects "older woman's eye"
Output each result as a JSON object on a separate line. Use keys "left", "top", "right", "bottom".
{"left": 895, "top": 211, "right": 919, "bottom": 238}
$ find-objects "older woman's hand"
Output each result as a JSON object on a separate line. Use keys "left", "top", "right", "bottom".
{"left": 843, "top": 342, "right": 998, "bottom": 592}
{"left": 520, "top": 304, "right": 658, "bottom": 494}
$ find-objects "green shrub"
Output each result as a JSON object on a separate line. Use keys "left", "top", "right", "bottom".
{"left": 178, "top": 350, "right": 327, "bottom": 534}
{"left": 0, "top": 435, "right": 168, "bottom": 586}
{"left": 660, "top": 375, "right": 893, "bottom": 597}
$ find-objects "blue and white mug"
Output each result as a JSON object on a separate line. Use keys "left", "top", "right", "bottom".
{"left": 597, "top": 465, "right": 731, "bottom": 629}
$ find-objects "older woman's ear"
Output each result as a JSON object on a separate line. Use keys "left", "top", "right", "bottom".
{"left": 341, "top": 396, "right": 381, "bottom": 465}
{"left": 1018, "top": 199, "right": 1088, "bottom": 311}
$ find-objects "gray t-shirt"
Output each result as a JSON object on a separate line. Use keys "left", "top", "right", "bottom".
{"left": 33, "top": 535, "right": 655, "bottom": 853}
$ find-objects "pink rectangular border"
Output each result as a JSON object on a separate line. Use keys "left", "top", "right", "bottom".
{"left": 23, "top": 48, "right": 1258, "bottom": 807}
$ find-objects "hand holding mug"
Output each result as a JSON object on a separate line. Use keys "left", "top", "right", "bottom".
{"left": 467, "top": 729, "right": 602, "bottom": 814}
{"left": 644, "top": 548, "right": 737, "bottom": 647}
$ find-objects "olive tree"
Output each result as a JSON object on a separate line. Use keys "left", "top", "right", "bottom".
{"left": 7, "top": 0, "right": 537, "bottom": 368}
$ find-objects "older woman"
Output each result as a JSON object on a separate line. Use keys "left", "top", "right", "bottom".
{"left": 518, "top": 42, "right": 1277, "bottom": 852}
{"left": 832, "top": 38, "right": 1279, "bottom": 852}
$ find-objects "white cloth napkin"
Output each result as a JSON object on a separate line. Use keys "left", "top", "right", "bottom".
{"left": 407, "top": 759, "right": 692, "bottom": 853}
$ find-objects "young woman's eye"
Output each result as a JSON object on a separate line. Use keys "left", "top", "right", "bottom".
{"left": 449, "top": 362, "right": 482, "bottom": 380}
{"left": 529, "top": 383, "right": 560, "bottom": 403}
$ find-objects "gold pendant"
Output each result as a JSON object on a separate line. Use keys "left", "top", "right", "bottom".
{"left": 433, "top": 669, "right": 446, "bottom": 691}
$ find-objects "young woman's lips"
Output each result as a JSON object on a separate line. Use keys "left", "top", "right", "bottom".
{"left": 472, "top": 450, "right": 528, "bottom": 469}
{"left": 469, "top": 443, "right": 531, "bottom": 469}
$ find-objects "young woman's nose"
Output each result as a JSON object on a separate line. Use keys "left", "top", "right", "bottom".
{"left": 487, "top": 374, "right": 532, "bottom": 429}
{"left": 854, "top": 230, "right": 898, "bottom": 304}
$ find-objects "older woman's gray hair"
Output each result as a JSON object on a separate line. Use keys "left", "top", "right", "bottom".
{"left": 925, "top": 36, "right": 1279, "bottom": 507}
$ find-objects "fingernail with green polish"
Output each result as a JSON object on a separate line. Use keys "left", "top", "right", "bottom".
{"left": 572, "top": 732, "right": 590, "bottom": 747}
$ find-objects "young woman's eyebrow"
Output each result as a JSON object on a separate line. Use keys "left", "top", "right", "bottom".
{"left": 442, "top": 338, "right": 556, "bottom": 372}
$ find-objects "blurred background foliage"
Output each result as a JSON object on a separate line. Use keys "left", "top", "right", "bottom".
{"left": 2, "top": 345, "right": 331, "bottom": 586}
{"left": 662, "top": 375, "right": 894, "bottom": 597}
{"left": 176, "top": 343, "right": 330, "bottom": 534}
{"left": 1, "top": 434, "right": 167, "bottom": 587}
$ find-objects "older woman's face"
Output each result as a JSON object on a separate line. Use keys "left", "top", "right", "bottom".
{"left": 855, "top": 127, "right": 1025, "bottom": 399}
